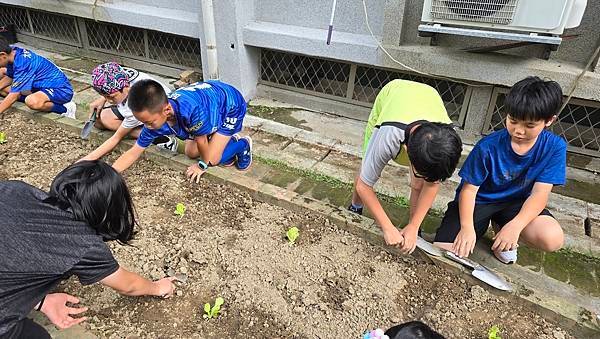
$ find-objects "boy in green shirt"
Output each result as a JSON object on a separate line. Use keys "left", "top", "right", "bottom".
{"left": 349, "top": 80, "right": 462, "bottom": 254}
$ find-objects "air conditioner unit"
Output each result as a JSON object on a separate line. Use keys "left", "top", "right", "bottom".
{"left": 418, "top": 0, "right": 588, "bottom": 45}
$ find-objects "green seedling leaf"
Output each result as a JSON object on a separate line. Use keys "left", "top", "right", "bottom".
{"left": 488, "top": 325, "right": 502, "bottom": 339}
{"left": 0, "top": 132, "right": 6, "bottom": 144}
{"left": 174, "top": 203, "right": 186, "bottom": 217}
{"left": 286, "top": 226, "right": 300, "bottom": 244}
{"left": 203, "top": 297, "right": 224, "bottom": 319}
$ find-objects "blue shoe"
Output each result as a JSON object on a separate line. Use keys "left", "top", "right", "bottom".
{"left": 235, "top": 136, "right": 252, "bottom": 171}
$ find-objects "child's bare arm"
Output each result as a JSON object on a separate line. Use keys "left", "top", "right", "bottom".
{"left": 0, "top": 92, "right": 19, "bottom": 115}
{"left": 100, "top": 267, "right": 175, "bottom": 297}
{"left": 492, "top": 182, "right": 553, "bottom": 252}
{"left": 355, "top": 177, "right": 403, "bottom": 246}
{"left": 453, "top": 182, "right": 479, "bottom": 257}
{"left": 398, "top": 180, "right": 440, "bottom": 254}
{"left": 82, "top": 126, "right": 132, "bottom": 161}
{"left": 0, "top": 75, "right": 12, "bottom": 91}
{"left": 112, "top": 143, "right": 145, "bottom": 173}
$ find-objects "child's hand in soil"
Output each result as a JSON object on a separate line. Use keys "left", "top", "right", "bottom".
{"left": 186, "top": 164, "right": 206, "bottom": 183}
{"left": 41, "top": 293, "right": 88, "bottom": 330}
{"left": 398, "top": 225, "right": 418, "bottom": 254}
{"left": 153, "top": 277, "right": 176, "bottom": 298}
{"left": 382, "top": 226, "right": 404, "bottom": 247}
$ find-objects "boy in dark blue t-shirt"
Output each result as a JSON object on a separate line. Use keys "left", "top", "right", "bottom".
{"left": 112, "top": 79, "right": 252, "bottom": 180}
{"left": 434, "top": 76, "right": 566, "bottom": 264}
{"left": 0, "top": 37, "right": 76, "bottom": 118}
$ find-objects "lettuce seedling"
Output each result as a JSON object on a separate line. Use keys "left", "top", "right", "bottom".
{"left": 0, "top": 132, "right": 6, "bottom": 144}
{"left": 174, "top": 203, "right": 186, "bottom": 217}
{"left": 488, "top": 325, "right": 501, "bottom": 339}
{"left": 203, "top": 297, "right": 224, "bottom": 319}
{"left": 286, "top": 226, "right": 300, "bottom": 244}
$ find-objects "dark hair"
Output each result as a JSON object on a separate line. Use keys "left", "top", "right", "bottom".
{"left": 0, "top": 36, "right": 12, "bottom": 54}
{"left": 385, "top": 321, "right": 445, "bottom": 339}
{"left": 49, "top": 160, "right": 136, "bottom": 243}
{"left": 407, "top": 122, "right": 462, "bottom": 182}
{"left": 128, "top": 79, "right": 168, "bottom": 114}
{"left": 504, "top": 76, "right": 563, "bottom": 122}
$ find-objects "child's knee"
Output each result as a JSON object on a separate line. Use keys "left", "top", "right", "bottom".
{"left": 536, "top": 224, "right": 564, "bottom": 252}
{"left": 24, "top": 96, "right": 45, "bottom": 110}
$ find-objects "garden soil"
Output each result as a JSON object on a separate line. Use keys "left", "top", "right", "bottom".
{"left": 0, "top": 111, "right": 574, "bottom": 339}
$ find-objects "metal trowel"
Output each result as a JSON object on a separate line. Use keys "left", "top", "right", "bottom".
{"left": 444, "top": 251, "right": 512, "bottom": 292}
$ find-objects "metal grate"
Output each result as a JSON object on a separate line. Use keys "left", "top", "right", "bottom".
{"left": 86, "top": 20, "right": 145, "bottom": 57}
{"left": 260, "top": 49, "right": 350, "bottom": 98}
{"left": 485, "top": 88, "right": 600, "bottom": 156}
{"left": 431, "top": 0, "right": 518, "bottom": 25}
{"left": 29, "top": 10, "right": 80, "bottom": 45}
{"left": 353, "top": 65, "right": 469, "bottom": 124}
{"left": 148, "top": 31, "right": 201, "bottom": 68}
{"left": 0, "top": 4, "right": 201, "bottom": 72}
{"left": 0, "top": 5, "right": 31, "bottom": 33}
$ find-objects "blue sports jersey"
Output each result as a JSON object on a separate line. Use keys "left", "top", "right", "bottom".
{"left": 6, "top": 47, "right": 72, "bottom": 94}
{"left": 457, "top": 129, "right": 567, "bottom": 204}
{"left": 136, "top": 81, "right": 246, "bottom": 148}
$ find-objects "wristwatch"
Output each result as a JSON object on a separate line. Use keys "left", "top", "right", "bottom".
{"left": 197, "top": 160, "right": 208, "bottom": 170}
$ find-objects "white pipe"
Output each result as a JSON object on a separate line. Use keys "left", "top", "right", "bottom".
{"left": 201, "top": 0, "right": 219, "bottom": 80}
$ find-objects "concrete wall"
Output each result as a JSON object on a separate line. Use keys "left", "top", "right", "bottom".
{"left": 255, "top": 0, "right": 385, "bottom": 36}
{"left": 1, "top": 0, "right": 200, "bottom": 37}
{"left": 3, "top": 0, "right": 600, "bottom": 143}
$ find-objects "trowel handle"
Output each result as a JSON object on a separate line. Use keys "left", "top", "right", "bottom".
{"left": 444, "top": 251, "right": 480, "bottom": 269}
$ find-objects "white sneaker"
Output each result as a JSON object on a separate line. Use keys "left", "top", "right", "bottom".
{"left": 155, "top": 135, "right": 178, "bottom": 153}
{"left": 61, "top": 101, "right": 77, "bottom": 119}
{"left": 494, "top": 248, "right": 518, "bottom": 264}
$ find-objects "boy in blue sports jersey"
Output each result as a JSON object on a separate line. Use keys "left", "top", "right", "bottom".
{"left": 112, "top": 79, "right": 252, "bottom": 181}
{"left": 0, "top": 37, "right": 76, "bottom": 118}
{"left": 434, "top": 76, "right": 566, "bottom": 264}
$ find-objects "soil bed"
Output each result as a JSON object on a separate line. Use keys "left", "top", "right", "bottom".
{"left": 0, "top": 111, "right": 575, "bottom": 339}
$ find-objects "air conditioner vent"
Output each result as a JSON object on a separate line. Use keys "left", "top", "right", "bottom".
{"left": 430, "top": 0, "right": 519, "bottom": 25}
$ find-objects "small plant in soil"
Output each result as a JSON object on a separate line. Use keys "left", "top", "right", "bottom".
{"left": 286, "top": 226, "right": 300, "bottom": 244}
{"left": 174, "top": 203, "right": 186, "bottom": 217}
{"left": 0, "top": 132, "right": 6, "bottom": 144}
{"left": 488, "top": 325, "right": 502, "bottom": 339}
{"left": 203, "top": 297, "right": 224, "bottom": 320}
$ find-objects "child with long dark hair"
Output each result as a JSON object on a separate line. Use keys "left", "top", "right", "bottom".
{"left": 0, "top": 161, "right": 175, "bottom": 339}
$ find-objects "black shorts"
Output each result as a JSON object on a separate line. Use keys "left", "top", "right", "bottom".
{"left": 434, "top": 199, "right": 554, "bottom": 243}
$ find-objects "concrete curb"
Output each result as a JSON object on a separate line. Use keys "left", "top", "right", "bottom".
{"left": 25, "top": 111, "right": 600, "bottom": 337}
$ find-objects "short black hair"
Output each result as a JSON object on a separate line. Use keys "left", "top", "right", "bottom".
{"left": 48, "top": 160, "right": 136, "bottom": 243}
{"left": 504, "top": 76, "right": 563, "bottom": 122}
{"left": 0, "top": 36, "right": 12, "bottom": 54}
{"left": 407, "top": 122, "right": 462, "bottom": 182}
{"left": 385, "top": 321, "right": 445, "bottom": 339}
{"left": 128, "top": 79, "right": 168, "bottom": 114}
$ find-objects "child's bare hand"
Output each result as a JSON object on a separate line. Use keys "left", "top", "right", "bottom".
{"left": 40, "top": 293, "right": 88, "bottom": 330}
{"left": 398, "top": 226, "right": 418, "bottom": 254}
{"left": 186, "top": 164, "right": 205, "bottom": 183}
{"left": 89, "top": 102, "right": 103, "bottom": 118}
{"left": 452, "top": 227, "right": 476, "bottom": 258}
{"left": 383, "top": 227, "right": 404, "bottom": 247}
{"left": 492, "top": 222, "right": 520, "bottom": 252}
{"left": 153, "top": 277, "right": 176, "bottom": 298}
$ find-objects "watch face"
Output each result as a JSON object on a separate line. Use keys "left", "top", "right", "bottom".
{"left": 198, "top": 161, "right": 208, "bottom": 170}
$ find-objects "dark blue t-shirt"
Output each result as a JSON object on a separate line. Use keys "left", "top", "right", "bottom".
{"left": 136, "top": 81, "right": 243, "bottom": 148}
{"left": 6, "top": 47, "right": 71, "bottom": 93}
{"left": 457, "top": 129, "right": 567, "bottom": 204}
